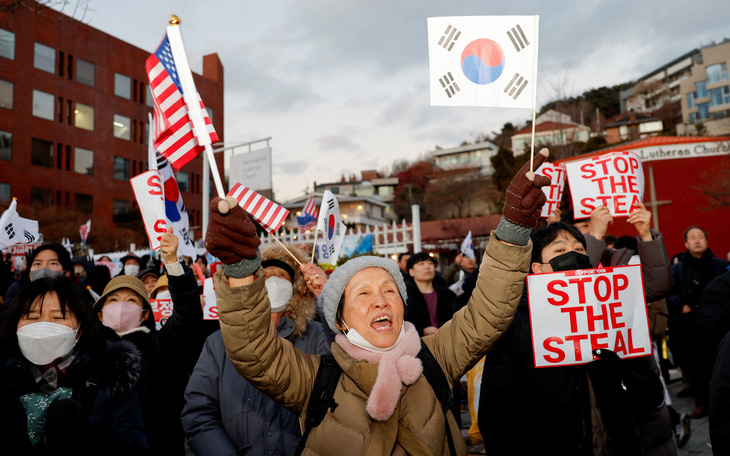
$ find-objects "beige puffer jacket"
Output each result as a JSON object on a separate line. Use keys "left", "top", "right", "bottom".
{"left": 216, "top": 232, "right": 531, "bottom": 455}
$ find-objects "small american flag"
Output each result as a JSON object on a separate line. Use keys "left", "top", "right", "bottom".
{"left": 227, "top": 183, "right": 290, "bottom": 234}
{"left": 296, "top": 195, "right": 318, "bottom": 231}
{"left": 146, "top": 33, "right": 218, "bottom": 171}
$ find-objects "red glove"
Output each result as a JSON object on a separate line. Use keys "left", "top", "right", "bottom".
{"left": 205, "top": 197, "right": 261, "bottom": 264}
{"left": 502, "top": 148, "right": 551, "bottom": 229}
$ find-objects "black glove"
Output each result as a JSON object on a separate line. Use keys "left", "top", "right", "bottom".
{"left": 502, "top": 148, "right": 551, "bottom": 229}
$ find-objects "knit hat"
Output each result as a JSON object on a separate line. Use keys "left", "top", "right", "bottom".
{"left": 321, "top": 256, "right": 408, "bottom": 333}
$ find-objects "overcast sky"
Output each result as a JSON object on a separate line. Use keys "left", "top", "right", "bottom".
{"left": 61, "top": 0, "right": 729, "bottom": 201}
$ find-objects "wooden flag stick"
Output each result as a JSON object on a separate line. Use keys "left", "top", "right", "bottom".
{"left": 311, "top": 233, "right": 318, "bottom": 263}
{"left": 271, "top": 232, "right": 303, "bottom": 267}
{"left": 529, "top": 105, "right": 537, "bottom": 173}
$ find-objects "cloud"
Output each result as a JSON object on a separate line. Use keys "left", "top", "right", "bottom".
{"left": 317, "top": 132, "right": 363, "bottom": 152}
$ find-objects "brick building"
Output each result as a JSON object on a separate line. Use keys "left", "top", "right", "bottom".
{"left": 0, "top": 4, "right": 224, "bottom": 244}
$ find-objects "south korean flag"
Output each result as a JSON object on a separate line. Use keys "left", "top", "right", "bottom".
{"left": 428, "top": 15, "right": 539, "bottom": 109}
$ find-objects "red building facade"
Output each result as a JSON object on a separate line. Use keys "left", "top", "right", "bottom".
{"left": 0, "top": 4, "right": 224, "bottom": 243}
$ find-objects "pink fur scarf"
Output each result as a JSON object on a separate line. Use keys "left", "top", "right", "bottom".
{"left": 335, "top": 321, "right": 423, "bottom": 421}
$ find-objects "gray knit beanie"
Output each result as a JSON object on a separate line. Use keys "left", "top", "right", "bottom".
{"left": 321, "top": 256, "right": 408, "bottom": 332}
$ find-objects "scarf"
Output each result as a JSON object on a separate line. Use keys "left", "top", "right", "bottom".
{"left": 335, "top": 321, "right": 423, "bottom": 421}
{"left": 20, "top": 387, "right": 73, "bottom": 445}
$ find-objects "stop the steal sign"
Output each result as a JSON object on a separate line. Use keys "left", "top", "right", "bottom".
{"left": 526, "top": 265, "right": 651, "bottom": 368}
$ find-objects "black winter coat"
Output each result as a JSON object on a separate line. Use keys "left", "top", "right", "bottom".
{"left": 710, "top": 331, "right": 730, "bottom": 454}
{"left": 405, "top": 282, "right": 457, "bottom": 336}
{"left": 112, "top": 264, "right": 204, "bottom": 456}
{"left": 478, "top": 291, "right": 671, "bottom": 456}
{"left": 0, "top": 339, "right": 149, "bottom": 455}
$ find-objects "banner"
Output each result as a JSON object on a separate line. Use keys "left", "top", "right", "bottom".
{"left": 565, "top": 151, "right": 644, "bottom": 219}
{"left": 316, "top": 190, "right": 347, "bottom": 266}
{"left": 536, "top": 162, "right": 566, "bottom": 218}
{"left": 2, "top": 241, "right": 42, "bottom": 272}
{"left": 130, "top": 170, "right": 167, "bottom": 250}
{"left": 526, "top": 265, "right": 651, "bottom": 368}
{"left": 427, "top": 15, "right": 539, "bottom": 108}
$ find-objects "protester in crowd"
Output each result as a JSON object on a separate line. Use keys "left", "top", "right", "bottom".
{"left": 5, "top": 243, "right": 75, "bottom": 308}
{"left": 195, "top": 255, "right": 210, "bottom": 278}
{"left": 0, "top": 276, "right": 148, "bottom": 454}
{"left": 117, "top": 251, "right": 142, "bottom": 277}
{"left": 404, "top": 251, "right": 461, "bottom": 424}
{"left": 138, "top": 267, "right": 161, "bottom": 296}
{"left": 478, "top": 222, "right": 675, "bottom": 455}
{"left": 668, "top": 226, "right": 730, "bottom": 420}
{"left": 397, "top": 252, "right": 411, "bottom": 282}
{"left": 93, "top": 228, "right": 203, "bottom": 456}
{"left": 204, "top": 149, "right": 550, "bottom": 455}
{"left": 149, "top": 274, "right": 169, "bottom": 300}
{"left": 182, "top": 243, "right": 329, "bottom": 455}
{"left": 443, "top": 253, "right": 477, "bottom": 286}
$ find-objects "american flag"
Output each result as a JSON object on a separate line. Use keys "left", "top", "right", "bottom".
{"left": 296, "top": 195, "right": 318, "bottom": 231}
{"left": 146, "top": 33, "right": 218, "bottom": 171}
{"left": 227, "top": 183, "right": 290, "bottom": 234}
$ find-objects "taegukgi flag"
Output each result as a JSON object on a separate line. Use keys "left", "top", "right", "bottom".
{"left": 460, "top": 230, "right": 475, "bottom": 260}
{"left": 0, "top": 200, "right": 40, "bottom": 250}
{"left": 428, "top": 15, "right": 539, "bottom": 109}
{"left": 316, "top": 190, "right": 347, "bottom": 266}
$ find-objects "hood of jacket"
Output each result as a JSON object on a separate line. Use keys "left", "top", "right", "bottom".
{"left": 261, "top": 244, "right": 316, "bottom": 337}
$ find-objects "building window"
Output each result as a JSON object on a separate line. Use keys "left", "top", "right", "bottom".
{"left": 74, "top": 147, "right": 93, "bottom": 175}
{"left": 32, "top": 90, "right": 54, "bottom": 120}
{"left": 114, "top": 73, "right": 131, "bottom": 99}
{"left": 113, "top": 156, "right": 129, "bottom": 181}
{"left": 75, "top": 194, "right": 93, "bottom": 215}
{"left": 113, "top": 199, "right": 130, "bottom": 223}
{"left": 0, "top": 28, "right": 15, "bottom": 60}
{"left": 697, "top": 102, "right": 710, "bottom": 120}
{"left": 687, "top": 92, "right": 694, "bottom": 108}
{"left": 710, "top": 87, "right": 724, "bottom": 107}
{"left": 31, "top": 138, "right": 54, "bottom": 167}
{"left": 696, "top": 81, "right": 708, "bottom": 99}
{"left": 689, "top": 113, "right": 696, "bottom": 125}
{"left": 113, "top": 114, "right": 131, "bottom": 139}
{"left": 0, "top": 130, "right": 10, "bottom": 161}
{"left": 206, "top": 107, "right": 214, "bottom": 123}
{"left": 34, "top": 42, "right": 55, "bottom": 73}
{"left": 74, "top": 103, "right": 94, "bottom": 130}
{"left": 146, "top": 86, "right": 155, "bottom": 108}
{"left": 724, "top": 86, "right": 730, "bottom": 104}
{"left": 30, "top": 187, "right": 53, "bottom": 206}
{"left": 0, "top": 183, "right": 9, "bottom": 203}
{"left": 76, "top": 59, "right": 94, "bottom": 86}
{"left": 0, "top": 79, "right": 12, "bottom": 110}
{"left": 177, "top": 171, "right": 189, "bottom": 192}
{"left": 707, "top": 63, "right": 729, "bottom": 84}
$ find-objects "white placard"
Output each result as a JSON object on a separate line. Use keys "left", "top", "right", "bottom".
{"left": 536, "top": 162, "right": 566, "bottom": 217}
{"left": 229, "top": 147, "right": 272, "bottom": 192}
{"left": 565, "top": 151, "right": 644, "bottom": 219}
{"left": 526, "top": 265, "right": 651, "bottom": 368}
{"left": 130, "top": 170, "right": 167, "bottom": 250}
{"left": 202, "top": 277, "right": 218, "bottom": 320}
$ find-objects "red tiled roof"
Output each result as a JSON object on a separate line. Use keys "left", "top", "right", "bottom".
{"left": 513, "top": 121, "right": 581, "bottom": 136}
{"left": 555, "top": 136, "right": 730, "bottom": 163}
{"left": 420, "top": 215, "right": 502, "bottom": 241}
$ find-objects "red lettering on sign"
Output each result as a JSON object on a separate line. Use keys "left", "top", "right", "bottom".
{"left": 608, "top": 302, "right": 625, "bottom": 329}
{"left": 590, "top": 332, "right": 609, "bottom": 351}
{"left": 565, "top": 334, "right": 588, "bottom": 361}
{"left": 594, "top": 276, "right": 612, "bottom": 302}
{"left": 614, "top": 329, "right": 627, "bottom": 356}
{"left": 568, "top": 277, "right": 593, "bottom": 304}
{"left": 628, "top": 328, "right": 645, "bottom": 354}
{"left": 580, "top": 162, "right": 596, "bottom": 179}
{"left": 586, "top": 304, "right": 609, "bottom": 331}
{"left": 560, "top": 306, "right": 584, "bottom": 333}
{"left": 547, "top": 280, "right": 569, "bottom": 306}
{"left": 543, "top": 337, "right": 565, "bottom": 363}
{"left": 612, "top": 274, "right": 628, "bottom": 299}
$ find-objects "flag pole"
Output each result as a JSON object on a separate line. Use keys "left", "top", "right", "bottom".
{"left": 311, "top": 233, "right": 318, "bottom": 263}
{"left": 529, "top": 15, "right": 540, "bottom": 173}
{"left": 271, "top": 232, "right": 303, "bottom": 267}
{"left": 166, "top": 16, "right": 226, "bottom": 198}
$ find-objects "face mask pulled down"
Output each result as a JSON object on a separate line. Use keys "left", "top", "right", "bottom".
{"left": 265, "top": 276, "right": 293, "bottom": 313}
{"left": 102, "top": 301, "right": 144, "bottom": 333}
{"left": 343, "top": 321, "right": 405, "bottom": 354}
{"left": 17, "top": 322, "right": 80, "bottom": 366}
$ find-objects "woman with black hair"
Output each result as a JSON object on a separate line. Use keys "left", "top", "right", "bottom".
{"left": 0, "top": 276, "right": 149, "bottom": 455}
{"left": 4, "top": 243, "right": 75, "bottom": 307}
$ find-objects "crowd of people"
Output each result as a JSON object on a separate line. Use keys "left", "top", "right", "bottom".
{"left": 0, "top": 150, "right": 729, "bottom": 455}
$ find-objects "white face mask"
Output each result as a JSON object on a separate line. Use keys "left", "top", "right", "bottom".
{"left": 155, "top": 290, "right": 171, "bottom": 300}
{"left": 343, "top": 322, "right": 405, "bottom": 353}
{"left": 265, "top": 276, "right": 293, "bottom": 313}
{"left": 124, "top": 264, "right": 140, "bottom": 277}
{"left": 17, "top": 322, "right": 80, "bottom": 366}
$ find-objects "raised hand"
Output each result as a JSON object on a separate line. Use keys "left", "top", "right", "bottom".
{"left": 502, "top": 148, "right": 551, "bottom": 229}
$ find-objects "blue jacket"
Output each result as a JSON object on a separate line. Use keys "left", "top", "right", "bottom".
{"left": 182, "top": 318, "right": 329, "bottom": 456}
